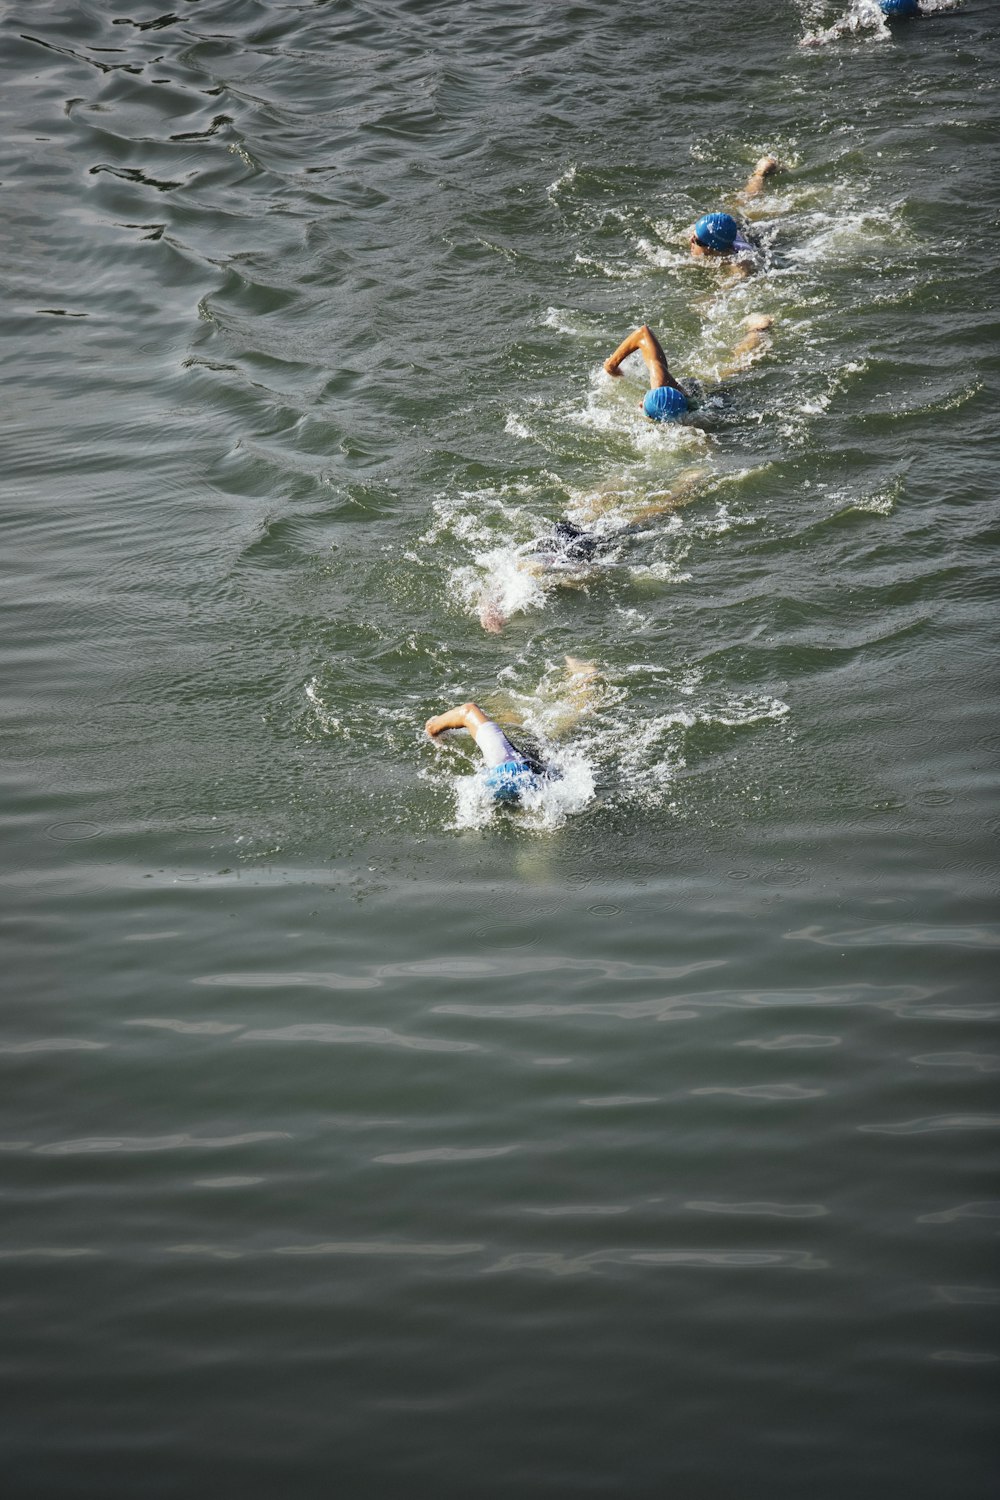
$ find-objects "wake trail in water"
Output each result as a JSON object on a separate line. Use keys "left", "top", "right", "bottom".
{"left": 798, "top": 0, "right": 962, "bottom": 47}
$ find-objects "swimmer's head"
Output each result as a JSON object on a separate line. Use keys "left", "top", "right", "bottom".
{"left": 692, "top": 212, "right": 740, "bottom": 253}
{"left": 643, "top": 385, "right": 689, "bottom": 423}
{"left": 482, "top": 762, "right": 540, "bottom": 804}
{"left": 880, "top": 0, "right": 920, "bottom": 15}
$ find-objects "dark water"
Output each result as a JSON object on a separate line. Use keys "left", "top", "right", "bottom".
{"left": 2, "top": 1, "right": 998, "bottom": 1495}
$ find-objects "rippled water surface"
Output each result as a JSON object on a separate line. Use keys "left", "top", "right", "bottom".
{"left": 2, "top": 1, "right": 998, "bottom": 1495}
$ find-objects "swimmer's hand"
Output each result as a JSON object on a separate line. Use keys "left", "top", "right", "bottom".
{"left": 479, "top": 599, "right": 506, "bottom": 633}
{"left": 603, "top": 357, "right": 623, "bottom": 377}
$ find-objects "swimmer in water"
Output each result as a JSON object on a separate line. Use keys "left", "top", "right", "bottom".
{"left": 425, "top": 701, "right": 546, "bottom": 803}
{"left": 476, "top": 466, "right": 711, "bottom": 633}
{"left": 425, "top": 659, "right": 601, "bottom": 801}
{"left": 602, "top": 320, "right": 773, "bottom": 422}
{"left": 475, "top": 322, "right": 773, "bottom": 632}
{"left": 603, "top": 323, "right": 690, "bottom": 421}
{"left": 689, "top": 157, "right": 784, "bottom": 277}
{"left": 801, "top": 0, "right": 929, "bottom": 46}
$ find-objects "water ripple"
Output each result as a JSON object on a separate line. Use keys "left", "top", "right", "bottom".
{"left": 34, "top": 1131, "right": 290, "bottom": 1156}
{"left": 684, "top": 1200, "right": 829, "bottom": 1219}
{"left": 374, "top": 1146, "right": 517, "bottom": 1165}
{"left": 787, "top": 922, "right": 1000, "bottom": 949}
{"left": 579, "top": 1095, "right": 662, "bottom": 1108}
{"left": 126, "top": 1018, "right": 243, "bottom": 1035}
{"left": 917, "top": 1201, "right": 1000, "bottom": 1225}
{"left": 930, "top": 1350, "right": 999, "bottom": 1365}
{"left": 737, "top": 1033, "right": 842, "bottom": 1051}
{"left": 933, "top": 1285, "right": 1000, "bottom": 1307}
{"left": 909, "top": 1051, "right": 1000, "bottom": 1074}
{"left": 272, "top": 1240, "right": 483, "bottom": 1259}
{"left": 0, "top": 1038, "right": 107, "bottom": 1054}
{"left": 195, "top": 954, "right": 727, "bottom": 988}
{"left": 859, "top": 1115, "right": 1000, "bottom": 1137}
{"left": 692, "top": 1084, "right": 825, "bottom": 1100}
{"left": 487, "top": 1248, "right": 828, "bottom": 1276}
{"left": 239, "top": 1023, "right": 478, "bottom": 1053}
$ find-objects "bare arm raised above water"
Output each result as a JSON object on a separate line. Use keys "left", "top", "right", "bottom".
{"left": 716, "top": 313, "right": 774, "bottom": 379}
{"left": 603, "top": 325, "right": 685, "bottom": 392}
{"left": 739, "top": 154, "right": 782, "bottom": 200}
{"left": 425, "top": 702, "right": 491, "bottom": 739}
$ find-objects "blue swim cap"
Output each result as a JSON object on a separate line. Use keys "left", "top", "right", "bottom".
{"left": 483, "top": 760, "right": 538, "bottom": 803}
{"left": 643, "top": 385, "right": 689, "bottom": 422}
{"left": 880, "top": 0, "right": 919, "bottom": 15}
{"left": 693, "top": 212, "right": 740, "bottom": 252}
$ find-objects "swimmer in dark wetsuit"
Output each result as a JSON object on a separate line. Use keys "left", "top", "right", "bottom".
{"left": 531, "top": 519, "right": 605, "bottom": 566}
{"left": 477, "top": 466, "right": 711, "bottom": 632}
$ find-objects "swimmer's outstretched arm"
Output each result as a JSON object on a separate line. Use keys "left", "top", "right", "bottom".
{"left": 603, "top": 325, "right": 685, "bottom": 393}
{"left": 425, "top": 702, "right": 490, "bottom": 739}
{"left": 716, "top": 314, "right": 774, "bottom": 381}
{"left": 629, "top": 466, "right": 710, "bottom": 522}
{"left": 739, "top": 155, "right": 782, "bottom": 200}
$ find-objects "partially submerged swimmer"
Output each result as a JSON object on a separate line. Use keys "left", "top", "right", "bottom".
{"left": 603, "top": 319, "right": 773, "bottom": 423}
{"left": 530, "top": 519, "right": 605, "bottom": 567}
{"left": 477, "top": 467, "right": 711, "bottom": 633}
{"left": 425, "top": 701, "right": 549, "bottom": 803}
{"left": 802, "top": 0, "right": 926, "bottom": 46}
{"left": 689, "top": 156, "right": 783, "bottom": 275}
{"left": 426, "top": 660, "right": 601, "bottom": 800}
{"left": 603, "top": 324, "right": 690, "bottom": 421}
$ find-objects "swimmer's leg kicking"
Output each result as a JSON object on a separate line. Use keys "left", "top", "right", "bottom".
{"left": 739, "top": 154, "right": 783, "bottom": 201}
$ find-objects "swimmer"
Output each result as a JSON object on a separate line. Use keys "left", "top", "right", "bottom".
{"left": 602, "top": 319, "right": 773, "bottom": 422}
{"left": 603, "top": 324, "right": 690, "bottom": 422}
{"left": 477, "top": 466, "right": 711, "bottom": 633}
{"left": 801, "top": 0, "right": 929, "bottom": 46}
{"left": 689, "top": 157, "right": 784, "bottom": 277}
{"left": 425, "top": 701, "right": 548, "bottom": 804}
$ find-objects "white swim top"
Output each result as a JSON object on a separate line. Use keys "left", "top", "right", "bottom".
{"left": 475, "top": 719, "right": 522, "bottom": 769}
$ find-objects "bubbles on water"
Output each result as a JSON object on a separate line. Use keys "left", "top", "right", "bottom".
{"left": 542, "top": 307, "right": 606, "bottom": 339}
{"left": 503, "top": 413, "right": 533, "bottom": 440}
{"left": 571, "top": 251, "right": 645, "bottom": 282}
{"left": 836, "top": 473, "right": 904, "bottom": 527}
{"left": 305, "top": 677, "right": 348, "bottom": 736}
{"left": 546, "top": 163, "right": 577, "bottom": 199}
{"left": 799, "top": 0, "right": 961, "bottom": 46}
{"left": 636, "top": 236, "right": 687, "bottom": 271}
{"left": 799, "top": 1, "right": 892, "bottom": 48}
{"left": 787, "top": 204, "right": 908, "bottom": 265}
